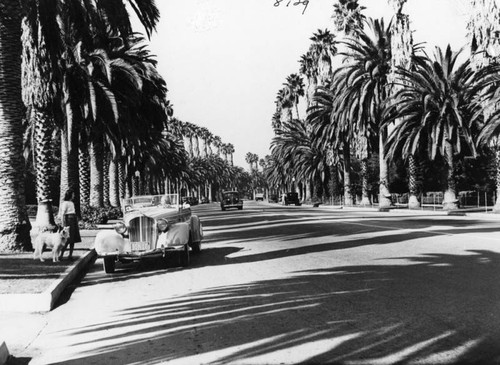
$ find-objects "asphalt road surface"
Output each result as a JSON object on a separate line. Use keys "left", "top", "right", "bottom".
{"left": 17, "top": 201, "right": 500, "bottom": 364}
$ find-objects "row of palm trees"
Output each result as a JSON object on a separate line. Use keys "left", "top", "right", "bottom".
{"left": 167, "top": 118, "right": 240, "bottom": 201}
{"left": 264, "top": 0, "right": 500, "bottom": 212}
{"left": 0, "top": 1, "right": 239, "bottom": 252}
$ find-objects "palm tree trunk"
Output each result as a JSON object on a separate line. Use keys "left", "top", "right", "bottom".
{"left": 379, "top": 128, "right": 392, "bottom": 209}
{"left": 306, "top": 76, "right": 317, "bottom": 109}
{"left": 109, "top": 158, "right": 120, "bottom": 207}
{"left": 132, "top": 174, "right": 139, "bottom": 196}
{"left": 60, "top": 123, "right": 80, "bottom": 217}
{"left": 0, "top": 3, "right": 32, "bottom": 251}
{"left": 305, "top": 180, "right": 312, "bottom": 202}
{"left": 102, "top": 153, "right": 110, "bottom": 207}
{"left": 360, "top": 159, "right": 371, "bottom": 206}
{"left": 89, "top": 138, "right": 104, "bottom": 208}
{"left": 408, "top": 154, "right": 420, "bottom": 209}
{"left": 79, "top": 145, "right": 90, "bottom": 207}
{"left": 343, "top": 143, "right": 353, "bottom": 206}
{"left": 442, "top": 139, "right": 458, "bottom": 210}
{"left": 33, "top": 109, "right": 56, "bottom": 231}
{"left": 494, "top": 148, "right": 500, "bottom": 213}
{"left": 118, "top": 160, "right": 127, "bottom": 200}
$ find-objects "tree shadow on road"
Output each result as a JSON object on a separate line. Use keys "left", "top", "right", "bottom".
{"left": 48, "top": 249, "right": 500, "bottom": 365}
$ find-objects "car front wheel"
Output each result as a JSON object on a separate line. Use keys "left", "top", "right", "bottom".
{"left": 191, "top": 241, "right": 201, "bottom": 253}
{"left": 103, "top": 256, "right": 116, "bottom": 273}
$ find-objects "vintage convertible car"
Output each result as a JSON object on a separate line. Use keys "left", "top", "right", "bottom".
{"left": 94, "top": 194, "right": 203, "bottom": 273}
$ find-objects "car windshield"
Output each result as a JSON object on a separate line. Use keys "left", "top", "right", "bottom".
{"left": 122, "top": 194, "right": 180, "bottom": 213}
{"left": 223, "top": 192, "right": 239, "bottom": 199}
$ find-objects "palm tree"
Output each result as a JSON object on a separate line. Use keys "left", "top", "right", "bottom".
{"left": 332, "top": 0, "right": 366, "bottom": 37}
{"left": 384, "top": 46, "right": 479, "bottom": 210}
{"left": 333, "top": 18, "right": 394, "bottom": 208}
{"left": 245, "top": 152, "right": 255, "bottom": 172}
{"left": 388, "top": 0, "right": 419, "bottom": 209}
{"left": 308, "top": 29, "right": 337, "bottom": 86}
{"left": 299, "top": 51, "right": 318, "bottom": 109}
{"left": 271, "top": 118, "right": 329, "bottom": 200}
{"left": 22, "top": 0, "right": 160, "bottom": 230}
{"left": 283, "top": 74, "right": 305, "bottom": 120}
{"left": 227, "top": 143, "right": 235, "bottom": 166}
{"left": 0, "top": 3, "right": 32, "bottom": 251}
{"left": 467, "top": 0, "right": 500, "bottom": 212}
{"left": 22, "top": 1, "right": 62, "bottom": 231}
{"left": 275, "top": 88, "right": 293, "bottom": 126}
{"left": 308, "top": 85, "right": 354, "bottom": 205}
{"left": 329, "top": 0, "right": 366, "bottom": 206}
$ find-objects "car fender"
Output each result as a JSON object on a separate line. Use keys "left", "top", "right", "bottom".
{"left": 189, "top": 215, "right": 203, "bottom": 242}
{"left": 157, "top": 222, "right": 190, "bottom": 247}
{"left": 94, "top": 230, "right": 126, "bottom": 255}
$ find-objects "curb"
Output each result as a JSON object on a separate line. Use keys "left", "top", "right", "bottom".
{"left": 0, "top": 342, "right": 8, "bottom": 365}
{"left": 0, "top": 249, "right": 97, "bottom": 313}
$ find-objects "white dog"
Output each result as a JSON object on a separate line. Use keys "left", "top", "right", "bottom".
{"left": 33, "top": 226, "right": 70, "bottom": 262}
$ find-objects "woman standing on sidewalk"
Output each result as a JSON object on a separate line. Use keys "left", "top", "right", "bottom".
{"left": 58, "top": 189, "right": 81, "bottom": 260}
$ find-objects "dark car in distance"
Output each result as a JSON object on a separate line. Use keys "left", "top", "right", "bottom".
{"left": 269, "top": 194, "right": 279, "bottom": 203}
{"left": 182, "top": 196, "right": 198, "bottom": 206}
{"left": 221, "top": 191, "right": 243, "bottom": 211}
{"left": 282, "top": 192, "right": 301, "bottom": 206}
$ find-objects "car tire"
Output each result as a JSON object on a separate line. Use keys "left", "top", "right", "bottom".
{"left": 191, "top": 241, "right": 201, "bottom": 253}
{"left": 103, "top": 256, "right": 116, "bottom": 274}
{"left": 180, "top": 244, "right": 190, "bottom": 267}
{"left": 238, "top": 206, "right": 243, "bottom": 210}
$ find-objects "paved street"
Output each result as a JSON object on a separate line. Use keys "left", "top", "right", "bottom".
{"left": 7, "top": 201, "right": 500, "bottom": 364}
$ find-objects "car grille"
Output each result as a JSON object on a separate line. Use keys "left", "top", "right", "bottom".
{"left": 128, "top": 216, "right": 156, "bottom": 250}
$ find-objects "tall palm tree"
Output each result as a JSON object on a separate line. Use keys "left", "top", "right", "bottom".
{"left": 299, "top": 51, "right": 318, "bottom": 109}
{"left": 308, "top": 29, "right": 337, "bottom": 86}
{"left": 384, "top": 46, "right": 480, "bottom": 210}
{"left": 245, "top": 152, "right": 255, "bottom": 172}
{"left": 227, "top": 143, "right": 235, "bottom": 166}
{"left": 22, "top": 0, "right": 62, "bottom": 231}
{"left": 22, "top": 0, "right": 160, "bottom": 229}
{"left": 312, "top": 0, "right": 365, "bottom": 206}
{"left": 276, "top": 88, "right": 293, "bottom": 126}
{"left": 283, "top": 74, "right": 305, "bottom": 120}
{"left": 387, "top": 0, "right": 419, "bottom": 208}
{"left": 332, "top": 0, "right": 366, "bottom": 37}
{"left": 334, "top": 18, "right": 394, "bottom": 208}
{"left": 467, "top": 0, "right": 500, "bottom": 212}
{"left": 308, "top": 85, "right": 354, "bottom": 205}
{"left": 0, "top": 3, "right": 32, "bottom": 251}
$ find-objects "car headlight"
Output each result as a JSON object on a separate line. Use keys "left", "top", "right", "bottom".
{"left": 157, "top": 219, "right": 169, "bottom": 232}
{"left": 114, "top": 222, "right": 127, "bottom": 234}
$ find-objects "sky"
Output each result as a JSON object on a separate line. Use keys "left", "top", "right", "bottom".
{"left": 137, "top": 0, "right": 470, "bottom": 169}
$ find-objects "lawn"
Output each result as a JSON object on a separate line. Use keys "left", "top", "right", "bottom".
{"left": 0, "top": 235, "right": 95, "bottom": 294}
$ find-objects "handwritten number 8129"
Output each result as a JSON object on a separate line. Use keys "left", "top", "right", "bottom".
{"left": 273, "top": 0, "right": 309, "bottom": 15}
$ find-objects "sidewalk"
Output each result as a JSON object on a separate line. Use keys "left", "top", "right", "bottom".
{"left": 302, "top": 202, "right": 500, "bottom": 219}
{"left": 0, "top": 230, "right": 100, "bottom": 365}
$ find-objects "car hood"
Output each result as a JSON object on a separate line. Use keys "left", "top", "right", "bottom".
{"left": 124, "top": 206, "right": 185, "bottom": 224}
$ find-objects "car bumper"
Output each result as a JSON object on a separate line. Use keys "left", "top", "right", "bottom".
{"left": 98, "top": 246, "right": 185, "bottom": 260}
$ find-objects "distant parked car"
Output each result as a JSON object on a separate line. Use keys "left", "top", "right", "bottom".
{"left": 94, "top": 194, "right": 203, "bottom": 274}
{"left": 182, "top": 196, "right": 198, "bottom": 206}
{"left": 255, "top": 192, "right": 265, "bottom": 201}
{"left": 221, "top": 191, "right": 243, "bottom": 211}
{"left": 269, "top": 194, "right": 279, "bottom": 203}
{"left": 282, "top": 192, "right": 301, "bottom": 206}
{"left": 200, "top": 196, "right": 210, "bottom": 204}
